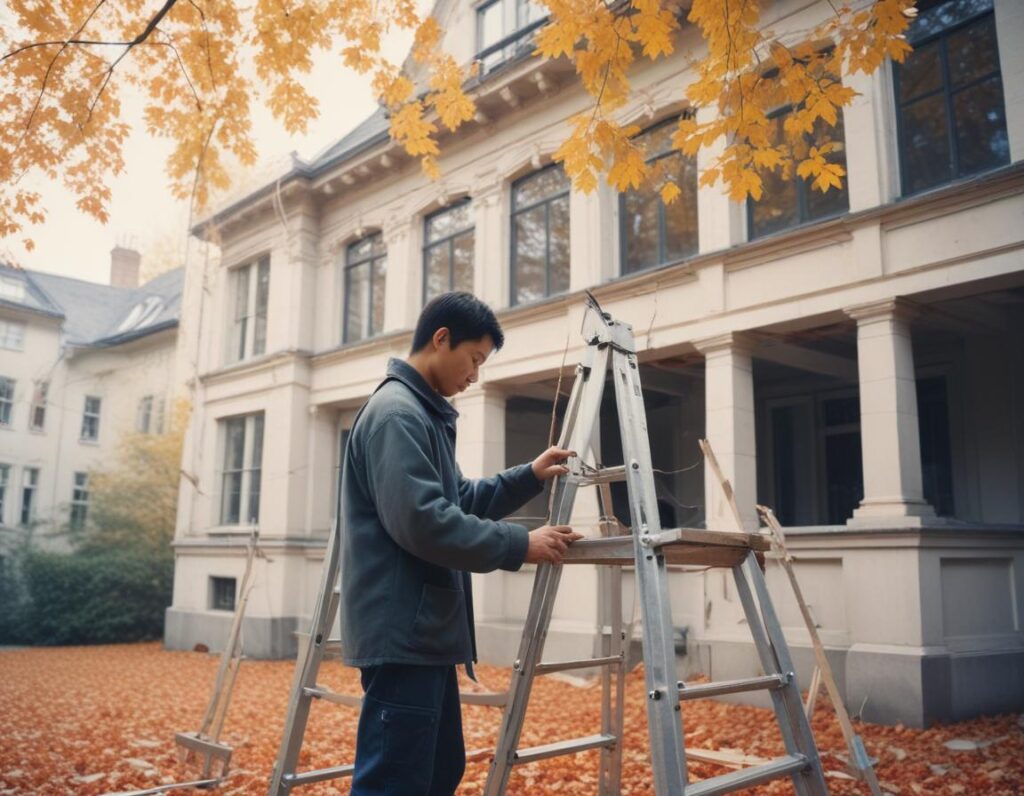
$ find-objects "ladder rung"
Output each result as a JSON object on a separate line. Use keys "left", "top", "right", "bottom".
{"left": 513, "top": 734, "right": 616, "bottom": 765}
{"left": 686, "top": 754, "right": 808, "bottom": 796}
{"left": 678, "top": 673, "right": 788, "bottom": 701}
{"left": 282, "top": 763, "right": 355, "bottom": 786}
{"left": 303, "top": 686, "right": 362, "bottom": 708}
{"left": 570, "top": 465, "right": 627, "bottom": 486}
{"left": 535, "top": 654, "right": 621, "bottom": 675}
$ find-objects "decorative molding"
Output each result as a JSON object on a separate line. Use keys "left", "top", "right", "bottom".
{"left": 692, "top": 331, "right": 757, "bottom": 357}
{"left": 843, "top": 296, "right": 919, "bottom": 324}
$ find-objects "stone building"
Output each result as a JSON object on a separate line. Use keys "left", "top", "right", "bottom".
{"left": 167, "top": 0, "right": 1024, "bottom": 726}
{"left": 0, "top": 248, "right": 184, "bottom": 554}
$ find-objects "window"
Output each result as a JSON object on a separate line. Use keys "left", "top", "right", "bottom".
{"left": 80, "top": 395, "right": 101, "bottom": 441}
{"left": 344, "top": 233, "right": 387, "bottom": 343}
{"left": 230, "top": 257, "right": 270, "bottom": 362}
{"left": 0, "top": 464, "right": 9, "bottom": 525}
{"left": 137, "top": 395, "right": 153, "bottom": 433}
{"left": 0, "top": 377, "right": 13, "bottom": 426}
{"left": 894, "top": 0, "right": 1009, "bottom": 196}
{"left": 0, "top": 277, "right": 25, "bottom": 302}
{"left": 477, "top": 0, "right": 544, "bottom": 74}
{"left": 20, "top": 467, "right": 38, "bottom": 526}
{"left": 511, "top": 164, "right": 571, "bottom": 305}
{"left": 29, "top": 381, "right": 47, "bottom": 431}
{"left": 153, "top": 397, "right": 166, "bottom": 435}
{"left": 219, "top": 412, "right": 265, "bottom": 526}
{"left": 620, "top": 117, "right": 699, "bottom": 274}
{"left": 917, "top": 376, "right": 955, "bottom": 516}
{"left": 0, "top": 320, "right": 25, "bottom": 350}
{"left": 210, "top": 576, "right": 237, "bottom": 611}
{"left": 424, "top": 201, "right": 475, "bottom": 303}
{"left": 70, "top": 472, "right": 89, "bottom": 530}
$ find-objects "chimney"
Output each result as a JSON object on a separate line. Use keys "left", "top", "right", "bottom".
{"left": 110, "top": 245, "right": 141, "bottom": 288}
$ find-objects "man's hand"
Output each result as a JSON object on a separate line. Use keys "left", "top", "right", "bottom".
{"left": 532, "top": 446, "right": 575, "bottom": 481}
{"left": 525, "top": 525, "right": 585, "bottom": 565}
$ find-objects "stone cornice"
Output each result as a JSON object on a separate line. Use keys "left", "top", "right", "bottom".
{"left": 199, "top": 348, "right": 313, "bottom": 386}
{"left": 692, "top": 330, "right": 757, "bottom": 356}
{"left": 843, "top": 296, "right": 919, "bottom": 324}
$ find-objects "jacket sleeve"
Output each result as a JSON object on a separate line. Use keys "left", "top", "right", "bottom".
{"left": 363, "top": 411, "right": 529, "bottom": 573}
{"left": 457, "top": 462, "right": 545, "bottom": 521}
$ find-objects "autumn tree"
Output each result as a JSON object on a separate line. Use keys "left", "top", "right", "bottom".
{"left": 1, "top": 0, "right": 915, "bottom": 256}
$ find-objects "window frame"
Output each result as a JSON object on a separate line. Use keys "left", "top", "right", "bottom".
{"left": 70, "top": 471, "right": 89, "bottom": 530}
{"left": 0, "top": 319, "right": 25, "bottom": 350}
{"left": 210, "top": 576, "right": 237, "bottom": 612}
{"left": 0, "top": 463, "right": 10, "bottom": 525}
{"left": 892, "top": 0, "right": 1007, "bottom": 197}
{"left": 510, "top": 163, "right": 572, "bottom": 306}
{"left": 475, "top": 0, "right": 546, "bottom": 75}
{"left": 218, "top": 412, "right": 265, "bottom": 527}
{"left": 137, "top": 395, "right": 153, "bottom": 434}
{"left": 29, "top": 381, "right": 47, "bottom": 431}
{"left": 618, "top": 115, "right": 700, "bottom": 276}
{"left": 80, "top": 395, "right": 101, "bottom": 442}
{"left": 343, "top": 232, "right": 387, "bottom": 344}
{"left": 20, "top": 467, "right": 39, "bottom": 526}
{"left": 0, "top": 377, "right": 14, "bottom": 427}
{"left": 228, "top": 256, "right": 270, "bottom": 363}
{"left": 422, "top": 199, "right": 475, "bottom": 305}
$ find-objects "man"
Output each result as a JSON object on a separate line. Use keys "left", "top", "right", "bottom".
{"left": 339, "top": 291, "right": 583, "bottom": 795}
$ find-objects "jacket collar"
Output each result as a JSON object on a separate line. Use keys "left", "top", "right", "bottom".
{"left": 386, "top": 358, "right": 459, "bottom": 422}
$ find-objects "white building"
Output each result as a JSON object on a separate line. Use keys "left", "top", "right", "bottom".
{"left": 167, "top": 0, "right": 1024, "bottom": 726}
{"left": 0, "top": 248, "right": 184, "bottom": 556}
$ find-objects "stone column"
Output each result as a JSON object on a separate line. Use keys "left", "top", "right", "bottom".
{"left": 845, "top": 298, "right": 936, "bottom": 526}
{"left": 694, "top": 332, "right": 758, "bottom": 531}
{"left": 455, "top": 386, "right": 509, "bottom": 623}
{"left": 569, "top": 180, "right": 616, "bottom": 291}
{"left": 473, "top": 182, "right": 508, "bottom": 308}
{"left": 382, "top": 218, "right": 416, "bottom": 333}
{"left": 695, "top": 106, "right": 745, "bottom": 253}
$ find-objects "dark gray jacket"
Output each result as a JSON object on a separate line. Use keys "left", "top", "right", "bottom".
{"left": 339, "top": 358, "right": 541, "bottom": 670}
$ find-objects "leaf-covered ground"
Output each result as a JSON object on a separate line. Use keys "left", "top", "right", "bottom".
{"left": 0, "top": 643, "right": 1020, "bottom": 795}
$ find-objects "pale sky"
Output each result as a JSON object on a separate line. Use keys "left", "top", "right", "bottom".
{"left": 11, "top": 23, "right": 420, "bottom": 285}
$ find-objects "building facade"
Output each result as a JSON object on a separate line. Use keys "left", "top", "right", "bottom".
{"left": 167, "top": 0, "right": 1024, "bottom": 726}
{"left": 0, "top": 249, "right": 185, "bottom": 558}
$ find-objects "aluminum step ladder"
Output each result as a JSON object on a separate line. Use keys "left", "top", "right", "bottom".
{"left": 482, "top": 294, "right": 829, "bottom": 796}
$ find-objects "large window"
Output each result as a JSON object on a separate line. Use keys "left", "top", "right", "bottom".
{"left": 136, "top": 394, "right": 165, "bottom": 435}
{"left": 344, "top": 233, "right": 386, "bottom": 343}
{"left": 620, "top": 117, "right": 699, "bottom": 274}
{"left": 20, "top": 467, "right": 38, "bottom": 526}
{"left": 477, "top": 0, "right": 544, "bottom": 75}
{"left": 219, "top": 412, "right": 264, "bottom": 526}
{"left": 0, "top": 377, "right": 13, "bottom": 426}
{"left": 0, "top": 320, "right": 24, "bottom": 350}
{"left": 748, "top": 107, "right": 849, "bottom": 240}
{"left": 424, "top": 201, "right": 475, "bottom": 303}
{"left": 70, "top": 472, "right": 89, "bottom": 530}
{"left": 230, "top": 257, "right": 270, "bottom": 363}
{"left": 80, "top": 395, "right": 101, "bottom": 441}
{"left": 0, "top": 464, "right": 9, "bottom": 525}
{"left": 29, "top": 381, "right": 47, "bottom": 431}
{"left": 511, "top": 164, "right": 570, "bottom": 305}
{"left": 894, "top": 0, "right": 1009, "bottom": 196}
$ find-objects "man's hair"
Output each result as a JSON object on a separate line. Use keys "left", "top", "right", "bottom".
{"left": 411, "top": 292, "right": 505, "bottom": 353}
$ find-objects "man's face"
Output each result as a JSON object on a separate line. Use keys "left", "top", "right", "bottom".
{"left": 433, "top": 332, "right": 494, "bottom": 397}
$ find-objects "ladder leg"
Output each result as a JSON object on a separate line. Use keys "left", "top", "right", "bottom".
{"left": 597, "top": 484, "right": 625, "bottom": 796}
{"left": 731, "top": 552, "right": 828, "bottom": 796}
{"left": 268, "top": 521, "right": 343, "bottom": 794}
{"left": 484, "top": 561, "right": 565, "bottom": 795}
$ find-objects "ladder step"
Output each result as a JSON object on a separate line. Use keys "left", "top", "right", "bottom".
{"left": 678, "top": 673, "right": 789, "bottom": 701}
{"left": 686, "top": 754, "right": 808, "bottom": 796}
{"left": 303, "top": 686, "right": 362, "bottom": 708}
{"left": 535, "top": 654, "right": 621, "bottom": 675}
{"left": 513, "top": 734, "right": 616, "bottom": 765}
{"left": 570, "top": 465, "right": 626, "bottom": 486}
{"left": 282, "top": 763, "right": 355, "bottom": 786}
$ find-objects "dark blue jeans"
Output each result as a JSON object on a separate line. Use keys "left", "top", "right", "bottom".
{"left": 350, "top": 663, "right": 465, "bottom": 795}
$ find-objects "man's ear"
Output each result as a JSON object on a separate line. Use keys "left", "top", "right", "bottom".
{"left": 432, "top": 326, "right": 451, "bottom": 350}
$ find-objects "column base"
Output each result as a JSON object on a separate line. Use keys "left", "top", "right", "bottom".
{"left": 847, "top": 497, "right": 938, "bottom": 528}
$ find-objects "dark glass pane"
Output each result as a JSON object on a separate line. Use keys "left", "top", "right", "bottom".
{"left": 806, "top": 117, "right": 849, "bottom": 221}
{"left": 898, "top": 40, "right": 942, "bottom": 103}
{"left": 901, "top": 93, "right": 952, "bottom": 193}
{"left": 636, "top": 120, "right": 676, "bottom": 159}
{"left": 254, "top": 260, "right": 269, "bottom": 356}
{"left": 453, "top": 232, "right": 475, "bottom": 293}
{"left": 424, "top": 243, "right": 450, "bottom": 301}
{"left": 478, "top": 0, "right": 502, "bottom": 50}
{"left": 548, "top": 196, "right": 570, "bottom": 295}
{"left": 345, "top": 262, "right": 368, "bottom": 342}
{"left": 751, "top": 166, "right": 799, "bottom": 238}
{"left": 952, "top": 76, "right": 1009, "bottom": 175}
{"left": 917, "top": 376, "right": 955, "bottom": 516}
{"left": 513, "top": 205, "right": 546, "bottom": 304}
{"left": 225, "top": 417, "right": 245, "bottom": 469}
{"left": 371, "top": 258, "right": 387, "bottom": 336}
{"left": 221, "top": 471, "right": 242, "bottom": 525}
{"left": 908, "top": 0, "right": 993, "bottom": 44}
{"left": 348, "top": 234, "right": 383, "bottom": 264}
{"left": 513, "top": 165, "right": 569, "bottom": 208}
{"left": 248, "top": 469, "right": 261, "bottom": 523}
{"left": 823, "top": 396, "right": 860, "bottom": 427}
{"left": 948, "top": 14, "right": 999, "bottom": 88}
{"left": 234, "top": 266, "right": 249, "bottom": 321}
{"left": 426, "top": 202, "right": 472, "bottom": 242}
{"left": 622, "top": 189, "right": 660, "bottom": 272}
{"left": 824, "top": 432, "right": 863, "bottom": 524}
{"left": 663, "top": 154, "right": 699, "bottom": 261}
{"left": 251, "top": 414, "right": 264, "bottom": 468}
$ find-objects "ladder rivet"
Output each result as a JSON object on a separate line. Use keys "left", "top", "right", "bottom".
{"left": 630, "top": 461, "right": 639, "bottom": 470}
{"left": 648, "top": 689, "right": 661, "bottom": 700}
{"left": 513, "top": 659, "right": 521, "bottom": 670}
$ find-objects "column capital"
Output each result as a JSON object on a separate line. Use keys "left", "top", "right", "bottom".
{"left": 844, "top": 297, "right": 919, "bottom": 324}
{"left": 692, "top": 330, "right": 757, "bottom": 357}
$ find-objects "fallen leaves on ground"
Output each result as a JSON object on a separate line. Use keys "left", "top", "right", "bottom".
{"left": 0, "top": 643, "right": 1021, "bottom": 794}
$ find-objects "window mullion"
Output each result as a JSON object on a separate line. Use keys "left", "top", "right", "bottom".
{"left": 240, "top": 416, "right": 253, "bottom": 525}
{"left": 939, "top": 37, "right": 959, "bottom": 178}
